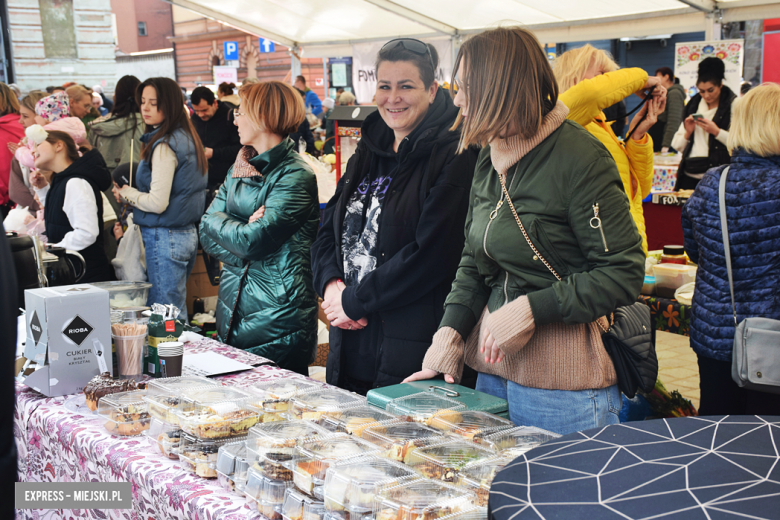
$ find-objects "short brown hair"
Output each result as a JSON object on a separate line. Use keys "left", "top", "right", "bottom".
{"left": 239, "top": 81, "right": 305, "bottom": 136}
{"left": 0, "top": 83, "right": 20, "bottom": 116}
{"left": 451, "top": 27, "right": 558, "bottom": 151}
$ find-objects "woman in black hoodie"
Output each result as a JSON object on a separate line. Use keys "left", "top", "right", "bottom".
{"left": 32, "top": 129, "right": 113, "bottom": 282}
{"left": 311, "top": 39, "right": 479, "bottom": 393}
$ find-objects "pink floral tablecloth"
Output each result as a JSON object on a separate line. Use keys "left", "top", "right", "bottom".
{"left": 15, "top": 339, "right": 324, "bottom": 520}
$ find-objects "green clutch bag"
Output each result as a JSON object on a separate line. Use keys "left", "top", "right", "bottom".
{"left": 366, "top": 380, "right": 509, "bottom": 418}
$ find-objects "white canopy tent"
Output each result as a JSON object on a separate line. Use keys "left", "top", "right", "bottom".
{"left": 166, "top": 0, "right": 780, "bottom": 56}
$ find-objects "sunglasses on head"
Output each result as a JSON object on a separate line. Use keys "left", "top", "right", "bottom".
{"left": 381, "top": 38, "right": 436, "bottom": 72}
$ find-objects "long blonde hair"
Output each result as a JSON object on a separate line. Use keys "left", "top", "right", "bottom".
{"left": 728, "top": 83, "right": 780, "bottom": 157}
{"left": 552, "top": 44, "right": 619, "bottom": 92}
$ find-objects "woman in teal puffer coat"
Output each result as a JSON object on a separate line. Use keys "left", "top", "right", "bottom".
{"left": 199, "top": 81, "right": 320, "bottom": 375}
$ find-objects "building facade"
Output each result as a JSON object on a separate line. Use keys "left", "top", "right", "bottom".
{"left": 110, "top": 0, "right": 172, "bottom": 54}
{"left": 171, "top": 5, "right": 325, "bottom": 98}
{"left": 6, "top": 0, "right": 116, "bottom": 92}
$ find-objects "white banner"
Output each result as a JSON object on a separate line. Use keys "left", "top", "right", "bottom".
{"left": 674, "top": 39, "right": 744, "bottom": 98}
{"left": 213, "top": 66, "right": 238, "bottom": 87}
{"left": 352, "top": 39, "right": 453, "bottom": 105}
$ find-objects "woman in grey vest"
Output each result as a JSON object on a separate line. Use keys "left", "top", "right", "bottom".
{"left": 117, "top": 77, "right": 208, "bottom": 317}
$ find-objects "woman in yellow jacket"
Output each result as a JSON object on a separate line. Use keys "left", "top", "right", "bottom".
{"left": 553, "top": 45, "right": 666, "bottom": 252}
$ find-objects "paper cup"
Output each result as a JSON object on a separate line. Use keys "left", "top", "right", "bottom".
{"left": 113, "top": 333, "right": 146, "bottom": 380}
{"left": 159, "top": 354, "right": 183, "bottom": 378}
{"left": 157, "top": 341, "right": 183, "bottom": 377}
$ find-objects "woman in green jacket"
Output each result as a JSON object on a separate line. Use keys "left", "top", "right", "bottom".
{"left": 406, "top": 27, "right": 645, "bottom": 435}
{"left": 199, "top": 81, "right": 319, "bottom": 375}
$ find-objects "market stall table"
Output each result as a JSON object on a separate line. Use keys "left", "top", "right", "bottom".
{"left": 15, "top": 339, "right": 323, "bottom": 520}
{"left": 638, "top": 294, "right": 691, "bottom": 336}
{"left": 489, "top": 415, "right": 780, "bottom": 520}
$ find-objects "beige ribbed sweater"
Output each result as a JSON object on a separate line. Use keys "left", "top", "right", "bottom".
{"left": 422, "top": 101, "right": 617, "bottom": 391}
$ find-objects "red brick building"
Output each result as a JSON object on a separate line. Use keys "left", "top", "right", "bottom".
{"left": 171, "top": 6, "right": 325, "bottom": 98}
{"left": 111, "top": 0, "right": 173, "bottom": 54}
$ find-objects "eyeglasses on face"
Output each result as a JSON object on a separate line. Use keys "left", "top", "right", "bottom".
{"left": 233, "top": 108, "right": 245, "bottom": 118}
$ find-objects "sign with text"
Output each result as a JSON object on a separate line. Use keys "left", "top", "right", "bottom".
{"left": 224, "top": 41, "right": 239, "bottom": 61}
{"left": 259, "top": 38, "right": 275, "bottom": 53}
{"left": 16, "top": 482, "right": 132, "bottom": 509}
{"left": 674, "top": 39, "right": 744, "bottom": 98}
{"left": 213, "top": 66, "right": 238, "bottom": 86}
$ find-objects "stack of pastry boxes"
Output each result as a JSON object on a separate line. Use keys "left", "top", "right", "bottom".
{"left": 140, "top": 376, "right": 222, "bottom": 458}
{"left": 172, "top": 384, "right": 262, "bottom": 479}
{"left": 130, "top": 378, "right": 561, "bottom": 520}
{"left": 177, "top": 380, "right": 333, "bottom": 484}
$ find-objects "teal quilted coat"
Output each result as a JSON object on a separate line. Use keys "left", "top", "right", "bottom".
{"left": 199, "top": 139, "right": 319, "bottom": 375}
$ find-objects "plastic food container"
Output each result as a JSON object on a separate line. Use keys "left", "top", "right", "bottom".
{"left": 454, "top": 454, "right": 513, "bottom": 507}
{"left": 292, "top": 435, "right": 382, "bottom": 497}
{"left": 216, "top": 441, "right": 254, "bottom": 493}
{"left": 241, "top": 379, "right": 323, "bottom": 419}
{"left": 385, "top": 393, "right": 466, "bottom": 424}
{"left": 176, "top": 401, "right": 261, "bottom": 439}
{"left": 373, "top": 479, "right": 477, "bottom": 520}
{"left": 245, "top": 466, "right": 295, "bottom": 517}
{"left": 474, "top": 425, "right": 560, "bottom": 457}
{"left": 145, "top": 376, "right": 220, "bottom": 425}
{"left": 282, "top": 488, "right": 327, "bottom": 520}
{"left": 362, "top": 421, "right": 447, "bottom": 464}
{"left": 144, "top": 418, "right": 183, "bottom": 459}
{"left": 178, "top": 432, "right": 247, "bottom": 478}
{"left": 424, "top": 410, "right": 514, "bottom": 442}
{"left": 247, "top": 421, "right": 331, "bottom": 481}
{"left": 641, "top": 275, "right": 656, "bottom": 296}
{"left": 405, "top": 441, "right": 496, "bottom": 483}
{"left": 289, "top": 389, "right": 365, "bottom": 421}
{"left": 322, "top": 456, "right": 419, "bottom": 519}
{"left": 652, "top": 263, "right": 697, "bottom": 298}
{"left": 179, "top": 386, "right": 253, "bottom": 406}
{"left": 91, "top": 281, "right": 153, "bottom": 309}
{"left": 317, "top": 406, "right": 399, "bottom": 437}
{"left": 99, "top": 389, "right": 151, "bottom": 436}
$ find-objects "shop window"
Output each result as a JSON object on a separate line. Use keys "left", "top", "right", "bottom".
{"left": 138, "top": 22, "right": 147, "bottom": 37}
{"left": 39, "top": 0, "right": 78, "bottom": 59}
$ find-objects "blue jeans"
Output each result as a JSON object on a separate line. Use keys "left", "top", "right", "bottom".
{"left": 140, "top": 225, "right": 198, "bottom": 320}
{"left": 476, "top": 372, "right": 621, "bottom": 436}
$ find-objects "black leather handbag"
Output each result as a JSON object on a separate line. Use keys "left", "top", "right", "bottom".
{"left": 497, "top": 171, "right": 658, "bottom": 398}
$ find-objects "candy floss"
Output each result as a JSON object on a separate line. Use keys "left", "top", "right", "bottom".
{"left": 19, "top": 284, "right": 112, "bottom": 396}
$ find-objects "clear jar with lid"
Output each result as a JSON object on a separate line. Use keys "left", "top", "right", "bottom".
{"left": 660, "top": 245, "right": 687, "bottom": 265}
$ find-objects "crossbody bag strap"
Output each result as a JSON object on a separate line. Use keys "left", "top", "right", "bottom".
{"left": 718, "top": 166, "right": 738, "bottom": 326}
{"left": 496, "top": 170, "right": 611, "bottom": 333}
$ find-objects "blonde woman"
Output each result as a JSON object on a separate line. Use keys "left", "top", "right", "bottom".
{"left": 200, "top": 81, "right": 319, "bottom": 375}
{"left": 406, "top": 28, "right": 645, "bottom": 435}
{"left": 681, "top": 83, "right": 780, "bottom": 416}
{"left": 553, "top": 45, "right": 666, "bottom": 252}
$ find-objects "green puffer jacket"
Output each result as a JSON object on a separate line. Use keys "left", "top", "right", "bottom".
{"left": 88, "top": 114, "right": 144, "bottom": 172}
{"left": 199, "top": 139, "right": 320, "bottom": 375}
{"left": 441, "top": 120, "right": 645, "bottom": 338}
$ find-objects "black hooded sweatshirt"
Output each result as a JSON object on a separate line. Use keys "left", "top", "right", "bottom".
{"left": 311, "top": 88, "right": 479, "bottom": 390}
{"left": 44, "top": 148, "right": 113, "bottom": 283}
{"left": 191, "top": 101, "right": 242, "bottom": 189}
